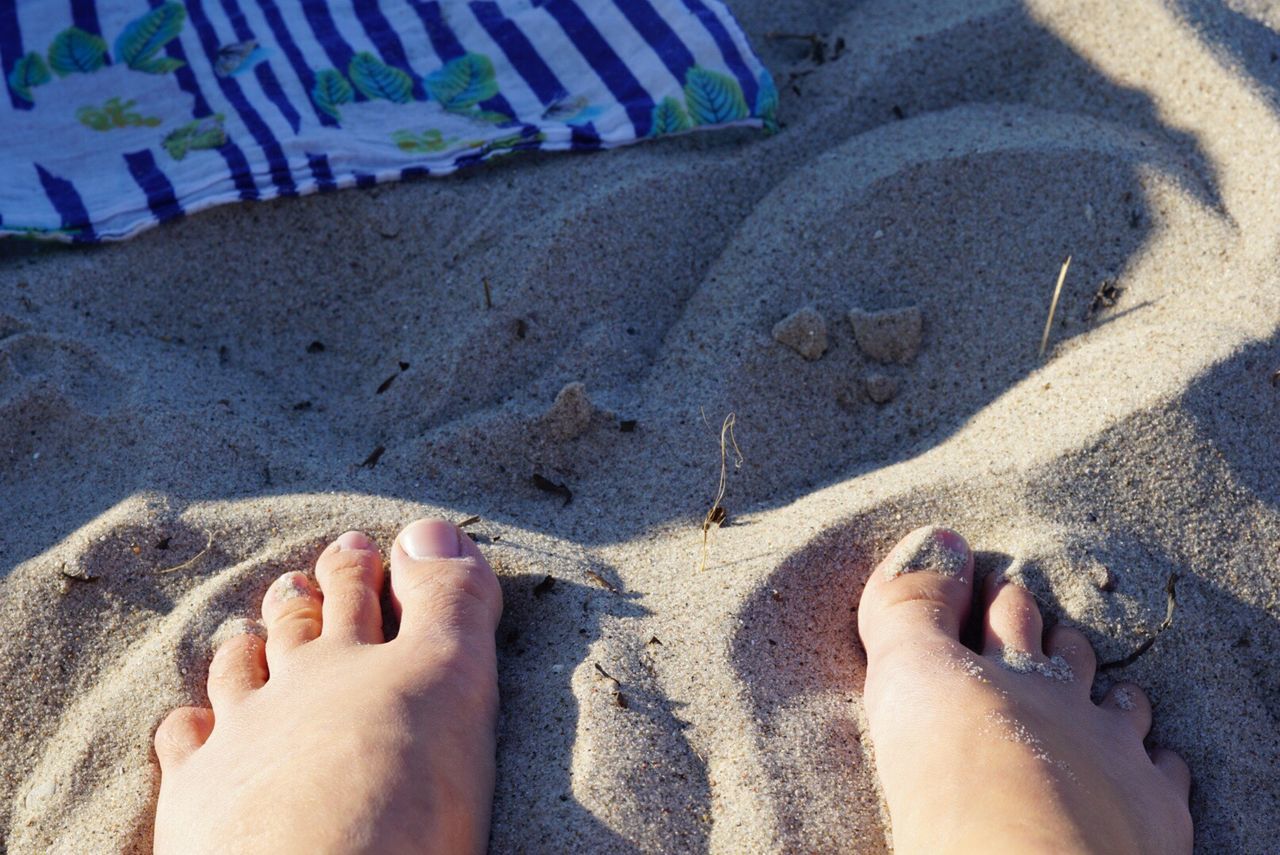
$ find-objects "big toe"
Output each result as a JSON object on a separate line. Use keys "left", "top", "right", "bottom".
{"left": 857, "top": 525, "right": 975, "bottom": 659}
{"left": 389, "top": 518, "right": 503, "bottom": 655}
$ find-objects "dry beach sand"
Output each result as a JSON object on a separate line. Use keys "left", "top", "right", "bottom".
{"left": 2, "top": 0, "right": 1279, "bottom": 851}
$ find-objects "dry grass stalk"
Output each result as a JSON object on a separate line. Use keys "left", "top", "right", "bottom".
{"left": 156, "top": 529, "right": 214, "bottom": 574}
{"left": 700, "top": 413, "right": 742, "bottom": 571}
{"left": 1039, "top": 255, "right": 1072, "bottom": 358}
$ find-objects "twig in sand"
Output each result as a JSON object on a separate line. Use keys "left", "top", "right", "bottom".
{"left": 699, "top": 413, "right": 742, "bottom": 572}
{"left": 456, "top": 515, "right": 481, "bottom": 528}
{"left": 156, "top": 530, "right": 215, "bottom": 575}
{"left": 585, "top": 570, "right": 618, "bottom": 593}
{"left": 1099, "top": 573, "right": 1178, "bottom": 670}
{"left": 1084, "top": 278, "right": 1123, "bottom": 322}
{"left": 482, "top": 277, "right": 493, "bottom": 310}
{"left": 594, "top": 662, "right": 628, "bottom": 708}
{"left": 531, "top": 473, "right": 573, "bottom": 506}
{"left": 764, "top": 32, "right": 844, "bottom": 65}
{"left": 375, "top": 372, "right": 399, "bottom": 394}
{"left": 1039, "top": 255, "right": 1072, "bottom": 358}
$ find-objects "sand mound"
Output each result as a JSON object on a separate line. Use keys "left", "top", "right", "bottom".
{"left": 3, "top": 0, "right": 1279, "bottom": 851}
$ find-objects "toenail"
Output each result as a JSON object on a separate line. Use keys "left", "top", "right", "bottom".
{"left": 881, "top": 525, "right": 969, "bottom": 581}
{"left": 210, "top": 617, "right": 266, "bottom": 651}
{"left": 334, "top": 530, "right": 375, "bottom": 552}
{"left": 269, "top": 571, "right": 314, "bottom": 602}
{"left": 399, "top": 518, "right": 460, "bottom": 560}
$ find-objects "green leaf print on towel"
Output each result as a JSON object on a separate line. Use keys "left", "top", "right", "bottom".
{"left": 9, "top": 52, "right": 51, "bottom": 103}
{"left": 683, "top": 67, "right": 748, "bottom": 125}
{"left": 348, "top": 52, "right": 414, "bottom": 103}
{"left": 77, "top": 97, "right": 161, "bottom": 130}
{"left": 115, "top": 3, "right": 186, "bottom": 73}
{"left": 312, "top": 69, "right": 354, "bottom": 120}
{"left": 425, "top": 53, "right": 499, "bottom": 112}
{"left": 48, "top": 27, "right": 108, "bottom": 76}
{"left": 163, "top": 114, "right": 227, "bottom": 160}
{"left": 463, "top": 131, "right": 540, "bottom": 157}
{"left": 132, "top": 56, "right": 186, "bottom": 74}
{"left": 650, "top": 96, "right": 691, "bottom": 136}
{"left": 392, "top": 128, "right": 450, "bottom": 153}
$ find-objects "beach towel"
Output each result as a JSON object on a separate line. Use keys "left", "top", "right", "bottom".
{"left": 0, "top": 0, "right": 775, "bottom": 243}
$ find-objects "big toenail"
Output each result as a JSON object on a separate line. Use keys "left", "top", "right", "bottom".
{"left": 399, "top": 518, "right": 460, "bottom": 560}
{"left": 269, "top": 571, "right": 313, "bottom": 602}
{"left": 882, "top": 525, "right": 969, "bottom": 581}
{"left": 334, "top": 530, "right": 374, "bottom": 552}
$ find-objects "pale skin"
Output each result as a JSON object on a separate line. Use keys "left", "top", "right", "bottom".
{"left": 154, "top": 522, "right": 1191, "bottom": 853}
{"left": 153, "top": 519, "right": 502, "bottom": 854}
{"left": 860, "top": 526, "right": 1193, "bottom": 854}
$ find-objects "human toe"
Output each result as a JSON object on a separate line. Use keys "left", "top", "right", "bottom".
{"left": 389, "top": 518, "right": 503, "bottom": 649}
{"left": 154, "top": 706, "right": 215, "bottom": 767}
{"left": 857, "top": 525, "right": 975, "bottom": 658}
{"left": 315, "top": 530, "right": 385, "bottom": 644}
{"left": 980, "top": 572, "right": 1045, "bottom": 659}
{"left": 1102, "top": 681, "right": 1153, "bottom": 735}
{"left": 261, "top": 571, "right": 323, "bottom": 664}
{"left": 207, "top": 621, "right": 267, "bottom": 711}
{"left": 1043, "top": 624, "right": 1097, "bottom": 687}
{"left": 1150, "top": 747, "right": 1192, "bottom": 798}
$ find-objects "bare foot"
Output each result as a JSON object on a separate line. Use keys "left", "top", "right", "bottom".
{"left": 858, "top": 526, "right": 1192, "bottom": 854}
{"left": 153, "top": 519, "right": 502, "bottom": 854}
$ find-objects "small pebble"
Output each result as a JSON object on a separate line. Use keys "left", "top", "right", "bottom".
{"left": 25, "top": 780, "right": 55, "bottom": 811}
{"left": 771, "top": 306, "right": 828, "bottom": 361}
{"left": 1095, "top": 564, "right": 1117, "bottom": 592}
{"left": 864, "top": 372, "right": 897, "bottom": 403}
{"left": 848, "top": 305, "right": 922, "bottom": 364}
{"left": 542, "top": 382, "right": 594, "bottom": 441}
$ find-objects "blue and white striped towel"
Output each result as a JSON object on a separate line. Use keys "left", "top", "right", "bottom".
{"left": 0, "top": 1, "right": 775, "bottom": 242}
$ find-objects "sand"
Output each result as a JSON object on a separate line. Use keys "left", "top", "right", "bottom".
{"left": 2, "top": 0, "right": 1278, "bottom": 851}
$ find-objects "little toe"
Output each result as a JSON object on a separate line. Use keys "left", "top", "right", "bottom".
{"left": 207, "top": 624, "right": 267, "bottom": 712}
{"left": 1102, "top": 682, "right": 1153, "bottom": 735}
{"left": 261, "top": 571, "right": 323, "bottom": 664}
{"left": 1043, "top": 625, "right": 1097, "bottom": 687}
{"left": 315, "top": 531, "right": 385, "bottom": 644}
{"left": 980, "top": 573, "right": 1045, "bottom": 658}
{"left": 1150, "top": 747, "right": 1192, "bottom": 798}
{"left": 857, "top": 525, "right": 975, "bottom": 658}
{"left": 389, "top": 518, "right": 503, "bottom": 650}
{"left": 154, "top": 706, "right": 215, "bottom": 768}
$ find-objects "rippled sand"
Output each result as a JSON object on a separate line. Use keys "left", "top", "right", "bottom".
{"left": 2, "top": 1, "right": 1278, "bottom": 851}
